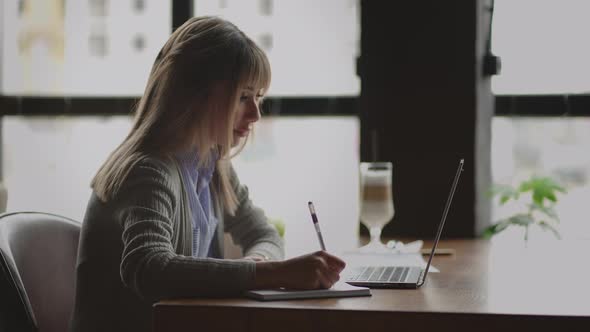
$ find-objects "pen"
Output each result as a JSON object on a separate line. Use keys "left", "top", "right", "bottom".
{"left": 308, "top": 201, "right": 327, "bottom": 251}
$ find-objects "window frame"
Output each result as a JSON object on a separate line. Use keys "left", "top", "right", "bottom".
{"left": 495, "top": 94, "right": 590, "bottom": 117}
{"left": 0, "top": 1, "right": 359, "bottom": 117}
{"left": 0, "top": 96, "right": 358, "bottom": 116}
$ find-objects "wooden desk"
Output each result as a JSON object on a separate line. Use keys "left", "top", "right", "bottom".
{"left": 154, "top": 239, "right": 590, "bottom": 331}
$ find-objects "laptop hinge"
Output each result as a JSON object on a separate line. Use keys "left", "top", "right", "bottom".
{"left": 416, "top": 269, "right": 426, "bottom": 287}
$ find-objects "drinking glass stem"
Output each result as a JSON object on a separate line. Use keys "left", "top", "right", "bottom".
{"left": 369, "top": 226, "right": 382, "bottom": 245}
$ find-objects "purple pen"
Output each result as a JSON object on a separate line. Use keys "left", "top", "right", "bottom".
{"left": 308, "top": 201, "right": 327, "bottom": 251}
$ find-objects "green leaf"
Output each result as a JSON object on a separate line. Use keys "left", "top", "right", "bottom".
{"left": 518, "top": 176, "right": 566, "bottom": 207}
{"left": 518, "top": 181, "right": 533, "bottom": 193}
{"left": 537, "top": 221, "right": 561, "bottom": 240}
{"left": 489, "top": 184, "right": 519, "bottom": 205}
{"left": 482, "top": 219, "right": 511, "bottom": 238}
{"left": 530, "top": 203, "right": 559, "bottom": 221}
{"left": 507, "top": 214, "right": 534, "bottom": 226}
{"left": 482, "top": 226, "right": 495, "bottom": 239}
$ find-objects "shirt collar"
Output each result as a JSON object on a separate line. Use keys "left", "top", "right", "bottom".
{"left": 175, "top": 149, "right": 217, "bottom": 184}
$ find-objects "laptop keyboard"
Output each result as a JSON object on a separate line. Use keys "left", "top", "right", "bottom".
{"left": 347, "top": 266, "right": 410, "bottom": 283}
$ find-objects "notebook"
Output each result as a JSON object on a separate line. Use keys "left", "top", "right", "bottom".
{"left": 244, "top": 281, "right": 371, "bottom": 301}
{"left": 346, "top": 158, "right": 464, "bottom": 289}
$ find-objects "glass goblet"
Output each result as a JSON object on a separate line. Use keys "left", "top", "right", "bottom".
{"left": 358, "top": 162, "right": 394, "bottom": 253}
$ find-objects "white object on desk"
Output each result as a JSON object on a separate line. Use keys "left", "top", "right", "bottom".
{"left": 386, "top": 240, "right": 424, "bottom": 253}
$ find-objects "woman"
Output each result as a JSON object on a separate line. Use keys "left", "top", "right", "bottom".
{"left": 70, "top": 16, "right": 345, "bottom": 332}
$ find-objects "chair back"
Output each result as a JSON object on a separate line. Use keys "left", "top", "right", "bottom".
{"left": 0, "top": 212, "right": 80, "bottom": 332}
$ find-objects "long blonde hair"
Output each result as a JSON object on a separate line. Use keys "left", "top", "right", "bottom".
{"left": 91, "top": 16, "right": 271, "bottom": 215}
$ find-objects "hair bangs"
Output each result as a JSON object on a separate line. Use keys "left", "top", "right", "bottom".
{"left": 237, "top": 42, "right": 271, "bottom": 93}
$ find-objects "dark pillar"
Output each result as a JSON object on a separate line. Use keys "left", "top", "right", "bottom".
{"left": 172, "top": 0, "right": 193, "bottom": 32}
{"left": 359, "top": 1, "right": 493, "bottom": 238}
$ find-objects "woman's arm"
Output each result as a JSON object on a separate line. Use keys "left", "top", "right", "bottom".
{"left": 223, "top": 164, "right": 284, "bottom": 261}
{"left": 117, "top": 158, "right": 344, "bottom": 299}
{"left": 116, "top": 158, "right": 257, "bottom": 301}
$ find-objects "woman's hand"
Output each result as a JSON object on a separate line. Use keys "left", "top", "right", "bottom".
{"left": 254, "top": 251, "right": 346, "bottom": 290}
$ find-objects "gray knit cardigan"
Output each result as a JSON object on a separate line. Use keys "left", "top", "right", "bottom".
{"left": 70, "top": 156, "right": 284, "bottom": 332}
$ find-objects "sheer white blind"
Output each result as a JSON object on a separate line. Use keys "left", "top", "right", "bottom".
{"left": 492, "top": 0, "right": 590, "bottom": 95}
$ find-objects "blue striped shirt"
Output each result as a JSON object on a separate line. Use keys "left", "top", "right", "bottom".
{"left": 175, "top": 151, "right": 218, "bottom": 257}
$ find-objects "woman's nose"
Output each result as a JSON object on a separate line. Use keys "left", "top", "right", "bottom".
{"left": 247, "top": 100, "right": 261, "bottom": 123}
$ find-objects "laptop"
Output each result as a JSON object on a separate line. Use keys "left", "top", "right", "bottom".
{"left": 346, "top": 158, "right": 464, "bottom": 289}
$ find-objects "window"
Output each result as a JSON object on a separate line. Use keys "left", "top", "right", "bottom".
{"left": 193, "top": 0, "right": 360, "bottom": 97}
{"left": 1, "top": 2, "right": 361, "bottom": 256}
{"left": 2, "top": 116, "right": 360, "bottom": 256}
{"left": 492, "top": 0, "right": 590, "bottom": 95}
{"left": 1, "top": 0, "right": 170, "bottom": 97}
{"left": 491, "top": 0, "right": 590, "bottom": 239}
{"left": 491, "top": 117, "right": 590, "bottom": 240}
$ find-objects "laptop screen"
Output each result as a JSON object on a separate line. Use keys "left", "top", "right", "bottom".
{"left": 417, "top": 158, "right": 464, "bottom": 286}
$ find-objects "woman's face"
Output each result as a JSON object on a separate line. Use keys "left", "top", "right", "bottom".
{"left": 232, "top": 86, "right": 264, "bottom": 147}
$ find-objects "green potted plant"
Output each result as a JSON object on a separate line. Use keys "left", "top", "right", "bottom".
{"left": 269, "top": 218, "right": 285, "bottom": 238}
{"left": 483, "top": 176, "right": 566, "bottom": 244}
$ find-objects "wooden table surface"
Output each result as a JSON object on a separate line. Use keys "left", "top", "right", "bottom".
{"left": 154, "top": 239, "right": 590, "bottom": 331}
